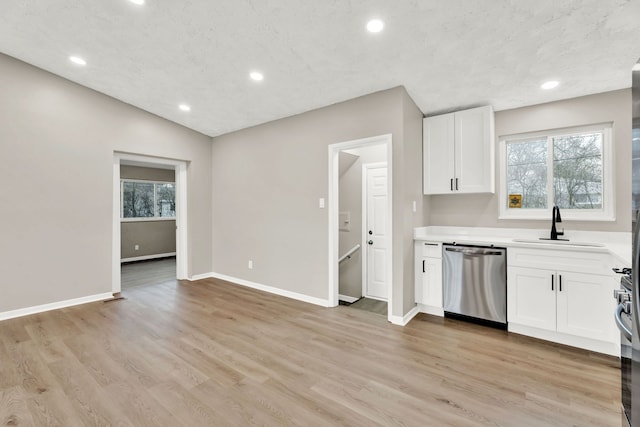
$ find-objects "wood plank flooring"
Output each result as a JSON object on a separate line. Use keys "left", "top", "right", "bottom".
{"left": 346, "top": 297, "right": 388, "bottom": 316}
{"left": 0, "top": 277, "right": 621, "bottom": 426}
{"left": 121, "top": 257, "right": 176, "bottom": 289}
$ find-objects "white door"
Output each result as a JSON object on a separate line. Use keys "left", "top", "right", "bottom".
{"left": 365, "top": 166, "right": 388, "bottom": 300}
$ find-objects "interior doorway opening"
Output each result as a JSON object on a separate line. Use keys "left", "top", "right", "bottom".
{"left": 112, "top": 153, "right": 188, "bottom": 295}
{"left": 328, "top": 134, "right": 392, "bottom": 321}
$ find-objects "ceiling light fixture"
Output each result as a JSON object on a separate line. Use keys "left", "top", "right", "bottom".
{"left": 366, "top": 19, "right": 384, "bottom": 33}
{"left": 69, "top": 56, "right": 87, "bottom": 66}
{"left": 541, "top": 80, "right": 559, "bottom": 90}
{"left": 179, "top": 104, "right": 191, "bottom": 112}
{"left": 250, "top": 71, "right": 264, "bottom": 81}
{"left": 129, "top": 0, "right": 145, "bottom": 5}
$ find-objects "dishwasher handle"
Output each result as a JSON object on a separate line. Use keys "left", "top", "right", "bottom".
{"left": 444, "top": 247, "right": 503, "bottom": 256}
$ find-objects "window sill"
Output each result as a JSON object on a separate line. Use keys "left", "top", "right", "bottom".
{"left": 499, "top": 213, "right": 615, "bottom": 222}
{"left": 121, "top": 217, "right": 176, "bottom": 223}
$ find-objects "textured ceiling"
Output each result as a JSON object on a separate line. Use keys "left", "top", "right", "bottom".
{"left": 0, "top": 0, "right": 638, "bottom": 137}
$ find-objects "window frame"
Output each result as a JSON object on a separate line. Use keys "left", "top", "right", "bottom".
{"left": 120, "top": 178, "right": 176, "bottom": 222}
{"left": 498, "top": 123, "right": 614, "bottom": 221}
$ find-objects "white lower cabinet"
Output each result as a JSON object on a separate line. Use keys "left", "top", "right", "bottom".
{"left": 507, "top": 267, "right": 556, "bottom": 331}
{"left": 555, "top": 271, "right": 614, "bottom": 342}
{"left": 414, "top": 242, "right": 443, "bottom": 315}
{"left": 507, "top": 247, "right": 618, "bottom": 355}
{"left": 508, "top": 267, "right": 613, "bottom": 342}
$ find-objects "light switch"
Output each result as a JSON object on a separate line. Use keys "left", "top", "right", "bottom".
{"left": 319, "top": 198, "right": 325, "bottom": 209}
{"left": 412, "top": 201, "right": 417, "bottom": 213}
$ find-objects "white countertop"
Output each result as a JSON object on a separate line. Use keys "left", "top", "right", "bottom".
{"left": 414, "top": 226, "right": 631, "bottom": 268}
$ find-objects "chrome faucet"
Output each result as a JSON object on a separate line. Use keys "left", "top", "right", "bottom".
{"left": 550, "top": 205, "right": 564, "bottom": 240}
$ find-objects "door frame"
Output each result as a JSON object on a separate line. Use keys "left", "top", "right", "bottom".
{"left": 112, "top": 152, "right": 189, "bottom": 294}
{"left": 361, "top": 162, "right": 388, "bottom": 300}
{"left": 328, "top": 134, "right": 392, "bottom": 322}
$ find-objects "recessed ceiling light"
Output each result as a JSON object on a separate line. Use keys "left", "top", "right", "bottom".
{"left": 366, "top": 19, "right": 384, "bottom": 33}
{"left": 179, "top": 104, "right": 191, "bottom": 112}
{"left": 541, "top": 80, "right": 559, "bottom": 90}
{"left": 69, "top": 56, "right": 87, "bottom": 66}
{"left": 250, "top": 71, "right": 264, "bottom": 81}
{"left": 129, "top": 0, "right": 145, "bottom": 5}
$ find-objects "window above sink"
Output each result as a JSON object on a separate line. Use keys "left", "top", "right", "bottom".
{"left": 498, "top": 123, "right": 614, "bottom": 221}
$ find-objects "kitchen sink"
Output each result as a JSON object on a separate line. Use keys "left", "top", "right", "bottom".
{"left": 511, "top": 238, "right": 604, "bottom": 247}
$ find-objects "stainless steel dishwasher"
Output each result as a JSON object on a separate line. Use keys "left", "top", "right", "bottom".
{"left": 442, "top": 244, "right": 507, "bottom": 326}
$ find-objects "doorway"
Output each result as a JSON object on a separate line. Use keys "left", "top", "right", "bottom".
{"left": 328, "top": 134, "right": 392, "bottom": 321}
{"left": 112, "top": 153, "right": 188, "bottom": 294}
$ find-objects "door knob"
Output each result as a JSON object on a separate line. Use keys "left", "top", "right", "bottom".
{"left": 368, "top": 240, "right": 373, "bottom": 245}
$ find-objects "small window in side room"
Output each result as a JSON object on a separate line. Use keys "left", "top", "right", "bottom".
{"left": 121, "top": 180, "right": 175, "bottom": 220}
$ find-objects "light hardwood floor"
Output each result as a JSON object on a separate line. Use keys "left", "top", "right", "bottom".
{"left": 0, "top": 277, "right": 621, "bottom": 426}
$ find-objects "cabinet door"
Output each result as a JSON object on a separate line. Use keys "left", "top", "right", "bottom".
{"left": 507, "top": 267, "right": 556, "bottom": 331}
{"left": 423, "top": 114, "right": 455, "bottom": 195}
{"left": 454, "top": 105, "right": 495, "bottom": 194}
{"left": 415, "top": 257, "right": 442, "bottom": 307}
{"left": 423, "top": 257, "right": 443, "bottom": 307}
{"left": 556, "top": 272, "right": 616, "bottom": 341}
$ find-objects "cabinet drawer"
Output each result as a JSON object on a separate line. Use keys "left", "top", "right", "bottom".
{"left": 421, "top": 242, "right": 442, "bottom": 258}
{"left": 508, "top": 247, "right": 610, "bottom": 275}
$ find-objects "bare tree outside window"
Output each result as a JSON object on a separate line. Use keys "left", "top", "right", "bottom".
{"left": 553, "top": 132, "right": 603, "bottom": 209}
{"left": 506, "top": 139, "right": 547, "bottom": 208}
{"left": 122, "top": 181, "right": 175, "bottom": 218}
{"left": 156, "top": 183, "right": 176, "bottom": 217}
{"left": 504, "top": 127, "right": 607, "bottom": 215}
{"left": 122, "top": 182, "right": 154, "bottom": 218}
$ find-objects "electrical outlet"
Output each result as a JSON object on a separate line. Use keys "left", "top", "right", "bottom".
{"left": 248, "top": 260, "right": 253, "bottom": 269}
{"left": 134, "top": 244, "right": 139, "bottom": 251}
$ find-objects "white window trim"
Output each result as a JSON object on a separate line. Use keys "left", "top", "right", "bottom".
{"left": 120, "top": 217, "right": 176, "bottom": 223}
{"left": 120, "top": 178, "right": 176, "bottom": 221}
{"left": 498, "top": 123, "right": 615, "bottom": 221}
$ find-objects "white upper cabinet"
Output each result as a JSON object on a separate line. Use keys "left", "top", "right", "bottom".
{"left": 423, "top": 105, "right": 495, "bottom": 195}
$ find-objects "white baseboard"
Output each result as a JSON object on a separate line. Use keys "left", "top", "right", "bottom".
{"left": 121, "top": 252, "right": 176, "bottom": 263}
{"left": 190, "top": 272, "right": 332, "bottom": 308}
{"left": 189, "top": 272, "right": 214, "bottom": 281}
{"left": 417, "top": 304, "right": 445, "bottom": 317}
{"left": 389, "top": 305, "right": 421, "bottom": 326}
{"left": 0, "top": 292, "right": 114, "bottom": 322}
{"left": 339, "top": 294, "right": 360, "bottom": 303}
{"left": 508, "top": 323, "right": 619, "bottom": 357}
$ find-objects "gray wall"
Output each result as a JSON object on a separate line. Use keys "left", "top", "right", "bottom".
{"left": 428, "top": 89, "right": 631, "bottom": 232}
{"left": 0, "top": 53, "right": 212, "bottom": 313}
{"left": 211, "top": 86, "right": 424, "bottom": 317}
{"left": 121, "top": 221, "right": 176, "bottom": 259}
{"left": 401, "top": 90, "right": 426, "bottom": 311}
{"left": 120, "top": 165, "right": 176, "bottom": 259}
{"left": 338, "top": 145, "right": 387, "bottom": 299}
{"left": 120, "top": 165, "right": 175, "bottom": 182}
